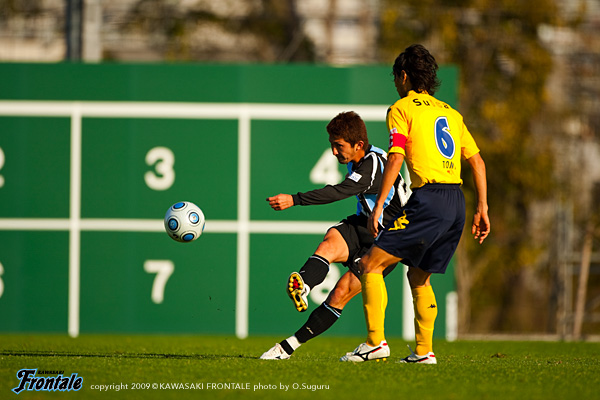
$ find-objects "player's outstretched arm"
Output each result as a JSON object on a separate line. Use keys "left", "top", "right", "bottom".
{"left": 466, "top": 152, "right": 490, "bottom": 244}
{"left": 266, "top": 194, "right": 294, "bottom": 211}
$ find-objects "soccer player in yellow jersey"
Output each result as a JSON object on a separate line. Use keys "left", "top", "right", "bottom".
{"left": 341, "top": 44, "right": 490, "bottom": 363}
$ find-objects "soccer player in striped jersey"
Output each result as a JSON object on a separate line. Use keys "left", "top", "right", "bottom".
{"left": 341, "top": 44, "right": 490, "bottom": 363}
{"left": 260, "top": 111, "right": 409, "bottom": 360}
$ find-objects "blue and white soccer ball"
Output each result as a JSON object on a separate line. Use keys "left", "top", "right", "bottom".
{"left": 164, "top": 201, "right": 206, "bottom": 242}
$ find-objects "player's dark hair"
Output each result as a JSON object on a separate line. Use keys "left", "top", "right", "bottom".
{"left": 393, "top": 44, "right": 441, "bottom": 96}
{"left": 326, "top": 111, "right": 369, "bottom": 148}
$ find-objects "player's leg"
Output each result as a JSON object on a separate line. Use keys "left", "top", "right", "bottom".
{"left": 359, "top": 246, "right": 401, "bottom": 346}
{"left": 400, "top": 230, "right": 461, "bottom": 363}
{"left": 288, "top": 227, "right": 349, "bottom": 312}
{"left": 397, "top": 266, "right": 437, "bottom": 363}
{"left": 398, "top": 186, "right": 465, "bottom": 364}
{"left": 263, "top": 260, "right": 399, "bottom": 360}
{"left": 285, "top": 271, "right": 361, "bottom": 353}
{"left": 291, "top": 260, "right": 399, "bottom": 349}
{"left": 340, "top": 246, "right": 400, "bottom": 362}
{"left": 300, "top": 227, "right": 350, "bottom": 287}
{"left": 261, "top": 271, "right": 360, "bottom": 360}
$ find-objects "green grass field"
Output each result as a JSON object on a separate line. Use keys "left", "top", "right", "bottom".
{"left": 1, "top": 334, "right": 599, "bottom": 400}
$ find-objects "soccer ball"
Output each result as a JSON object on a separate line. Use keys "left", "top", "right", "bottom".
{"left": 164, "top": 201, "right": 205, "bottom": 242}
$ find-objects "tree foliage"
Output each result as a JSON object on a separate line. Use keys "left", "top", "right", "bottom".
{"left": 119, "top": 0, "right": 315, "bottom": 62}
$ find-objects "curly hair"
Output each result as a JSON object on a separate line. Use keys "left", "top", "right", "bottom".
{"left": 326, "top": 111, "right": 368, "bottom": 148}
{"left": 392, "top": 44, "right": 441, "bottom": 96}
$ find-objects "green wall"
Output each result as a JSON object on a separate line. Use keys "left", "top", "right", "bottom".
{"left": 0, "top": 62, "right": 458, "bottom": 339}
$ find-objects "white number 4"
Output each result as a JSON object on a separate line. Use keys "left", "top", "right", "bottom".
{"left": 310, "top": 149, "right": 342, "bottom": 185}
{"left": 143, "top": 260, "right": 174, "bottom": 304}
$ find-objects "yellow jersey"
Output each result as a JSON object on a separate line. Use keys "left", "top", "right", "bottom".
{"left": 387, "top": 90, "right": 480, "bottom": 188}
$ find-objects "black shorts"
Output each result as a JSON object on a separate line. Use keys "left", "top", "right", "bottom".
{"left": 375, "top": 184, "right": 465, "bottom": 274}
{"left": 332, "top": 214, "right": 397, "bottom": 278}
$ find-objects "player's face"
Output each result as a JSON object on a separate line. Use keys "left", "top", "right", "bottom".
{"left": 329, "top": 137, "right": 362, "bottom": 164}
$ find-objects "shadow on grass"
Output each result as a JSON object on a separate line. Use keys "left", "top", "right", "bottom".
{"left": 1, "top": 350, "right": 256, "bottom": 360}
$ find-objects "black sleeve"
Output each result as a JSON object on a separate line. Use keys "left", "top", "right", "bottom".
{"left": 293, "top": 154, "right": 378, "bottom": 206}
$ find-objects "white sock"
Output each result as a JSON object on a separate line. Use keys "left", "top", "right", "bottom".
{"left": 286, "top": 335, "right": 301, "bottom": 351}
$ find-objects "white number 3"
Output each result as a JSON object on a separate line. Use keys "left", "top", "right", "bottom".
{"left": 145, "top": 147, "right": 175, "bottom": 191}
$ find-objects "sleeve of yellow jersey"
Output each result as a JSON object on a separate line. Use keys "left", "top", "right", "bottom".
{"left": 386, "top": 105, "right": 408, "bottom": 155}
{"left": 460, "top": 122, "right": 480, "bottom": 159}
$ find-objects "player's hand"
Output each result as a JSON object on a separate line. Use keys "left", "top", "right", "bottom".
{"left": 472, "top": 206, "right": 490, "bottom": 244}
{"left": 266, "top": 194, "right": 294, "bottom": 211}
{"left": 368, "top": 205, "right": 383, "bottom": 237}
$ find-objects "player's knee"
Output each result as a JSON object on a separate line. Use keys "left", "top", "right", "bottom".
{"left": 358, "top": 253, "right": 378, "bottom": 274}
{"left": 358, "top": 253, "right": 386, "bottom": 274}
{"left": 315, "top": 230, "right": 346, "bottom": 262}
{"left": 357, "top": 257, "right": 368, "bottom": 275}
{"left": 314, "top": 241, "right": 336, "bottom": 262}
{"left": 407, "top": 267, "right": 430, "bottom": 288}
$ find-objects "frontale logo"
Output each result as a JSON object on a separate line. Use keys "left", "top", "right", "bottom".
{"left": 12, "top": 369, "right": 83, "bottom": 394}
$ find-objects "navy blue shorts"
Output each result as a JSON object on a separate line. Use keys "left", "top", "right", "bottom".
{"left": 374, "top": 184, "right": 465, "bottom": 274}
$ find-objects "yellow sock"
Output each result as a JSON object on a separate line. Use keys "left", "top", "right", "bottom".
{"left": 412, "top": 285, "right": 437, "bottom": 355}
{"left": 360, "top": 273, "right": 387, "bottom": 346}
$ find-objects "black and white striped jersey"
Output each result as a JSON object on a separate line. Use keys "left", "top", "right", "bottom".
{"left": 292, "top": 145, "right": 410, "bottom": 227}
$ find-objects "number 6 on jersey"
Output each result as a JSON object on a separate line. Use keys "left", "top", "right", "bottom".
{"left": 434, "top": 116, "right": 455, "bottom": 159}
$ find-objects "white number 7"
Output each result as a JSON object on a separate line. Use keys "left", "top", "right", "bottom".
{"left": 143, "top": 260, "right": 174, "bottom": 304}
